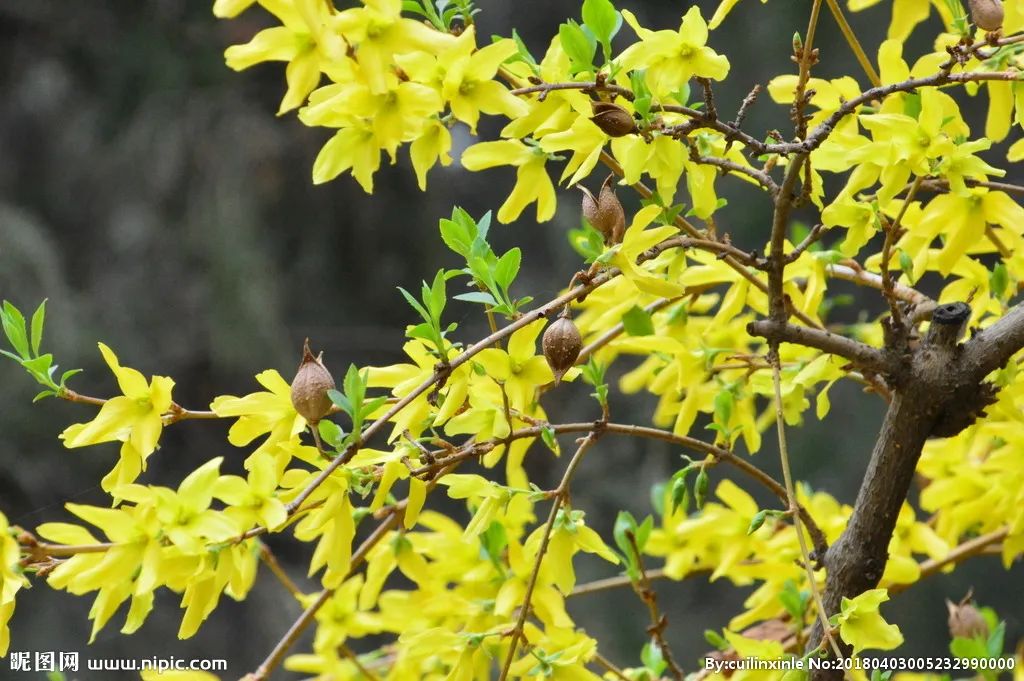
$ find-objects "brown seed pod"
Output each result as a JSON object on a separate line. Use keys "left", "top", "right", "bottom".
{"left": 969, "top": 0, "right": 1004, "bottom": 31}
{"left": 946, "top": 599, "right": 989, "bottom": 640}
{"left": 580, "top": 175, "right": 626, "bottom": 246}
{"left": 542, "top": 314, "right": 583, "bottom": 383}
{"left": 590, "top": 101, "right": 637, "bottom": 137}
{"left": 291, "top": 338, "right": 336, "bottom": 424}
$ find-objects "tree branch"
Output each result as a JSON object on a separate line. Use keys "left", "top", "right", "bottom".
{"left": 747, "top": 319, "right": 894, "bottom": 375}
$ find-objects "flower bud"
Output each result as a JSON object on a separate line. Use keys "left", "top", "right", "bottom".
{"left": 291, "top": 338, "right": 335, "bottom": 424}
{"left": 543, "top": 315, "right": 583, "bottom": 383}
{"left": 946, "top": 599, "right": 989, "bottom": 640}
{"left": 969, "top": 0, "right": 1004, "bottom": 30}
{"left": 580, "top": 175, "right": 625, "bottom": 245}
{"left": 590, "top": 101, "right": 637, "bottom": 137}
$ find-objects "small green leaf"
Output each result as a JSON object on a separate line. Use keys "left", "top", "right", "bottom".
{"left": 990, "top": 263, "right": 1009, "bottom": 300}
{"left": 1, "top": 301, "right": 30, "bottom": 359}
{"left": 704, "top": 629, "right": 729, "bottom": 651}
{"left": 318, "top": 419, "right": 345, "bottom": 449}
{"left": 494, "top": 248, "right": 522, "bottom": 290}
{"left": 898, "top": 250, "right": 915, "bottom": 283}
{"left": 640, "top": 639, "right": 667, "bottom": 675}
{"left": 30, "top": 299, "right": 46, "bottom": 357}
{"left": 621, "top": 305, "right": 655, "bottom": 336}
{"left": 540, "top": 425, "right": 558, "bottom": 453}
{"left": 558, "top": 20, "right": 596, "bottom": 72}
{"left": 581, "top": 0, "right": 620, "bottom": 58}
{"left": 454, "top": 291, "right": 499, "bottom": 306}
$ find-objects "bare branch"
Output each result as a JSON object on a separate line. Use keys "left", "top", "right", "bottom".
{"left": 747, "top": 319, "right": 894, "bottom": 375}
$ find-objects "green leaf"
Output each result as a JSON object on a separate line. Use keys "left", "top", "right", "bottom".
{"left": 713, "top": 389, "right": 734, "bottom": 428}
{"left": 32, "top": 390, "right": 56, "bottom": 403}
{"left": 621, "top": 305, "right": 655, "bottom": 336}
{"left": 454, "top": 291, "right": 499, "bottom": 306}
{"left": 59, "top": 368, "right": 83, "bottom": 386}
{"left": 480, "top": 521, "right": 508, "bottom": 566}
{"left": 558, "top": 20, "right": 596, "bottom": 72}
{"left": 510, "top": 29, "right": 539, "bottom": 71}
{"left": 704, "top": 629, "right": 729, "bottom": 651}
{"left": 986, "top": 620, "right": 1005, "bottom": 657}
{"left": 30, "top": 299, "right": 46, "bottom": 357}
{"left": 898, "top": 250, "right": 915, "bottom": 283}
{"left": 634, "top": 515, "right": 653, "bottom": 551}
{"left": 568, "top": 223, "right": 605, "bottom": 263}
{"left": 990, "top": 263, "right": 1009, "bottom": 300}
{"left": 540, "top": 425, "right": 558, "bottom": 453}
{"left": 398, "top": 286, "right": 430, "bottom": 322}
{"left": 581, "top": 0, "right": 620, "bottom": 57}
{"left": 318, "top": 419, "right": 345, "bottom": 449}
{"left": 1, "top": 301, "right": 30, "bottom": 359}
{"left": 612, "top": 510, "right": 638, "bottom": 558}
{"left": 641, "top": 639, "right": 667, "bottom": 675}
{"left": 494, "top": 248, "right": 521, "bottom": 290}
{"left": 439, "top": 208, "right": 477, "bottom": 257}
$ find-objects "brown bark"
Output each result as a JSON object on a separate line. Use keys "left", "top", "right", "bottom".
{"left": 805, "top": 302, "right": 1004, "bottom": 678}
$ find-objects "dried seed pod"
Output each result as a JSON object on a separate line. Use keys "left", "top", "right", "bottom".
{"left": 543, "top": 314, "right": 582, "bottom": 383}
{"left": 590, "top": 101, "right": 637, "bottom": 137}
{"left": 580, "top": 175, "right": 626, "bottom": 246}
{"left": 291, "top": 338, "right": 336, "bottom": 424}
{"left": 969, "top": 0, "right": 1004, "bottom": 30}
{"left": 946, "top": 599, "right": 989, "bottom": 640}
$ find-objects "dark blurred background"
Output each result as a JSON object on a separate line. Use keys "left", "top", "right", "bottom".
{"left": 0, "top": 0, "right": 1021, "bottom": 678}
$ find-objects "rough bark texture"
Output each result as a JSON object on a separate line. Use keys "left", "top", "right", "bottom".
{"left": 807, "top": 302, "right": 1000, "bottom": 679}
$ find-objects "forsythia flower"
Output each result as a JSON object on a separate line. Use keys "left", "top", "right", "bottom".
{"left": 618, "top": 7, "right": 730, "bottom": 96}
{"left": 396, "top": 27, "right": 527, "bottom": 134}
{"left": 210, "top": 369, "right": 306, "bottom": 468}
{"left": 0, "top": 511, "right": 28, "bottom": 657}
{"left": 60, "top": 343, "right": 174, "bottom": 492}
{"left": 223, "top": 0, "right": 348, "bottom": 114}
{"left": 835, "top": 589, "right": 904, "bottom": 654}
{"left": 461, "top": 140, "right": 557, "bottom": 223}
{"left": 335, "top": 0, "right": 455, "bottom": 94}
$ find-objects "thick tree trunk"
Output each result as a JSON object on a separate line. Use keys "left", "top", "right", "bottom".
{"left": 808, "top": 303, "right": 984, "bottom": 679}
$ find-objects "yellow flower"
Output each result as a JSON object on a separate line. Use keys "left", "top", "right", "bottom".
{"left": 223, "top": 0, "right": 348, "bottom": 113}
{"left": 300, "top": 76, "right": 443, "bottom": 163}
{"left": 60, "top": 343, "right": 174, "bottom": 489}
{"left": 474, "top": 319, "right": 554, "bottom": 410}
{"left": 461, "top": 140, "right": 557, "bottom": 223}
{"left": 335, "top": 0, "right": 455, "bottom": 94}
{"left": 835, "top": 589, "right": 904, "bottom": 655}
{"left": 397, "top": 27, "right": 528, "bottom": 134}
{"left": 210, "top": 369, "right": 306, "bottom": 467}
{"left": 365, "top": 338, "right": 469, "bottom": 441}
{"left": 618, "top": 7, "right": 729, "bottom": 96}
{"left": 0, "top": 511, "right": 28, "bottom": 657}
{"left": 611, "top": 205, "right": 685, "bottom": 298}
{"left": 212, "top": 452, "right": 289, "bottom": 532}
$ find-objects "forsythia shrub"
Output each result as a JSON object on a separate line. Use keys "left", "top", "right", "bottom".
{"left": 3, "top": 0, "right": 1024, "bottom": 679}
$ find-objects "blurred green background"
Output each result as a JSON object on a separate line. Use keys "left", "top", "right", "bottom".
{"left": 0, "top": 0, "right": 1021, "bottom": 678}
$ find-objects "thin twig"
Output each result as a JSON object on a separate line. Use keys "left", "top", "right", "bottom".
{"left": 593, "top": 651, "right": 633, "bottom": 681}
{"left": 569, "top": 568, "right": 669, "bottom": 598}
{"left": 626, "top": 531, "right": 683, "bottom": 680}
{"left": 498, "top": 432, "right": 600, "bottom": 681}
{"left": 259, "top": 542, "right": 304, "bottom": 600}
{"left": 823, "top": 0, "right": 881, "bottom": 86}
{"left": 770, "top": 359, "right": 845, "bottom": 662}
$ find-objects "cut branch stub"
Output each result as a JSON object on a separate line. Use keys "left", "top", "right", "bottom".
{"left": 925, "top": 301, "right": 972, "bottom": 348}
